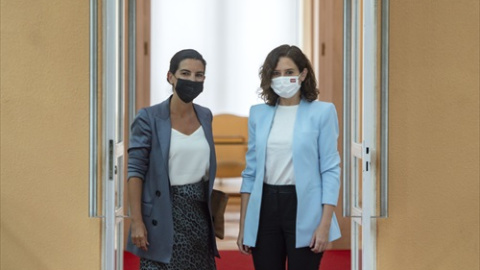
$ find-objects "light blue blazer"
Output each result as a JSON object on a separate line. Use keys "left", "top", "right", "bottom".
{"left": 126, "top": 97, "right": 218, "bottom": 263}
{"left": 241, "top": 99, "right": 341, "bottom": 248}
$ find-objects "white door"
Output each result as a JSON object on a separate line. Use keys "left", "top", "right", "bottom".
{"left": 90, "top": 0, "right": 130, "bottom": 269}
{"left": 103, "top": 0, "right": 127, "bottom": 269}
{"left": 343, "top": 0, "right": 389, "bottom": 270}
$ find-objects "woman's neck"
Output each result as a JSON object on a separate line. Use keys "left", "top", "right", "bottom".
{"left": 170, "top": 95, "right": 194, "bottom": 117}
{"left": 278, "top": 95, "right": 301, "bottom": 106}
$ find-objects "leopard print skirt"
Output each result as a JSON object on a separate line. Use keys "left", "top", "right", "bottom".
{"left": 140, "top": 180, "right": 216, "bottom": 270}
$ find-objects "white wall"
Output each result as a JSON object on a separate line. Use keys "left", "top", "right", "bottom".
{"left": 151, "top": 0, "right": 301, "bottom": 116}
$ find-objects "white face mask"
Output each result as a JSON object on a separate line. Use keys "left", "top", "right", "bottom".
{"left": 271, "top": 76, "right": 301, "bottom": 98}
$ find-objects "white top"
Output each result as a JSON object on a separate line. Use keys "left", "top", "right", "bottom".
{"left": 168, "top": 126, "right": 210, "bottom": 186}
{"left": 265, "top": 105, "right": 298, "bottom": 185}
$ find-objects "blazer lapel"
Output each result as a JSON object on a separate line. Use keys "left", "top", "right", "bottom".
{"left": 154, "top": 98, "right": 172, "bottom": 175}
{"left": 292, "top": 99, "right": 309, "bottom": 186}
{"left": 293, "top": 98, "right": 308, "bottom": 136}
{"left": 194, "top": 105, "right": 213, "bottom": 146}
{"left": 195, "top": 106, "right": 215, "bottom": 158}
{"left": 194, "top": 105, "right": 217, "bottom": 190}
{"left": 256, "top": 105, "right": 276, "bottom": 176}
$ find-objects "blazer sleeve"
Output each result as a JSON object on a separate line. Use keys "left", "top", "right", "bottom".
{"left": 240, "top": 106, "right": 257, "bottom": 193}
{"left": 127, "top": 108, "right": 152, "bottom": 181}
{"left": 318, "top": 103, "right": 341, "bottom": 206}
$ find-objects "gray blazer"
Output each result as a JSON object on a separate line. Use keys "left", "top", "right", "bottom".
{"left": 125, "top": 97, "right": 218, "bottom": 263}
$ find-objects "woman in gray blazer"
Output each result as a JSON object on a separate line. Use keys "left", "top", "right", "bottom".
{"left": 126, "top": 49, "right": 218, "bottom": 269}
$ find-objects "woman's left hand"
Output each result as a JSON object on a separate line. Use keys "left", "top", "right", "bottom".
{"left": 310, "top": 204, "right": 335, "bottom": 253}
{"left": 309, "top": 224, "right": 330, "bottom": 253}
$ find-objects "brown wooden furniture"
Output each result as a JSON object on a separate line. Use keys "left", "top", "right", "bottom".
{"left": 212, "top": 114, "right": 248, "bottom": 185}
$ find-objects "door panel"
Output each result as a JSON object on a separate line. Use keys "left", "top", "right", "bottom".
{"left": 343, "top": 0, "right": 389, "bottom": 269}
{"left": 89, "top": 0, "right": 130, "bottom": 269}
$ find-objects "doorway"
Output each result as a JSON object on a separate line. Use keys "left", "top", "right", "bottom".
{"left": 89, "top": 0, "right": 389, "bottom": 269}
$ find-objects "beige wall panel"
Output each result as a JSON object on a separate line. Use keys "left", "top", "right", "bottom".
{"left": 378, "top": 0, "right": 479, "bottom": 269}
{"left": 1, "top": 1, "right": 102, "bottom": 269}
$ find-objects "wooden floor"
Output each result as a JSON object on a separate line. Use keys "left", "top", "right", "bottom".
{"left": 214, "top": 177, "right": 242, "bottom": 250}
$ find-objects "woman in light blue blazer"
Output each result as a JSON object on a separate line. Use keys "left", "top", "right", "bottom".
{"left": 237, "top": 45, "right": 341, "bottom": 270}
{"left": 127, "top": 49, "right": 218, "bottom": 269}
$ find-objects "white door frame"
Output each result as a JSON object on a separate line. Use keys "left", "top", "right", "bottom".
{"left": 362, "top": 0, "right": 377, "bottom": 268}
{"left": 89, "top": 0, "right": 128, "bottom": 269}
{"left": 343, "top": 0, "right": 389, "bottom": 269}
{"left": 103, "top": 0, "right": 125, "bottom": 269}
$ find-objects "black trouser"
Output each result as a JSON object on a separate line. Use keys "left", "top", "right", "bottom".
{"left": 251, "top": 184, "right": 323, "bottom": 270}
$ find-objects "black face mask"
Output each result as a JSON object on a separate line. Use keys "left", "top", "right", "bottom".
{"left": 174, "top": 78, "right": 204, "bottom": 103}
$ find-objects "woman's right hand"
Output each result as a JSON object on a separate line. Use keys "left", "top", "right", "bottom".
{"left": 237, "top": 193, "right": 252, "bottom": 255}
{"left": 237, "top": 231, "right": 251, "bottom": 255}
{"left": 131, "top": 219, "right": 149, "bottom": 251}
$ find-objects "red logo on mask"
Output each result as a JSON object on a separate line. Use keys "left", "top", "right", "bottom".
{"left": 290, "top": 78, "right": 296, "bottom": 83}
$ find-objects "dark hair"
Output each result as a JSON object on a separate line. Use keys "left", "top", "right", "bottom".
{"left": 259, "top": 45, "right": 318, "bottom": 105}
{"left": 168, "top": 49, "right": 207, "bottom": 74}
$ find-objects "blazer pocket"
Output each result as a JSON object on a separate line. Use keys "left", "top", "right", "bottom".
{"left": 142, "top": 202, "right": 153, "bottom": 217}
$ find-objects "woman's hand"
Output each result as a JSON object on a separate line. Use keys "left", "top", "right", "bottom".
{"left": 237, "top": 231, "right": 251, "bottom": 255}
{"left": 131, "top": 219, "right": 149, "bottom": 251}
{"left": 237, "top": 193, "right": 252, "bottom": 255}
{"left": 309, "top": 224, "right": 330, "bottom": 253}
{"left": 310, "top": 204, "right": 335, "bottom": 253}
{"left": 127, "top": 178, "right": 148, "bottom": 251}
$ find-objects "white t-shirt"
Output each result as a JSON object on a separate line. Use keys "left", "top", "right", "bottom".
{"left": 168, "top": 126, "right": 210, "bottom": 186}
{"left": 265, "top": 105, "right": 298, "bottom": 185}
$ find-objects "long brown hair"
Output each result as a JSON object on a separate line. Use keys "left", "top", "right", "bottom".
{"left": 258, "top": 45, "right": 318, "bottom": 105}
